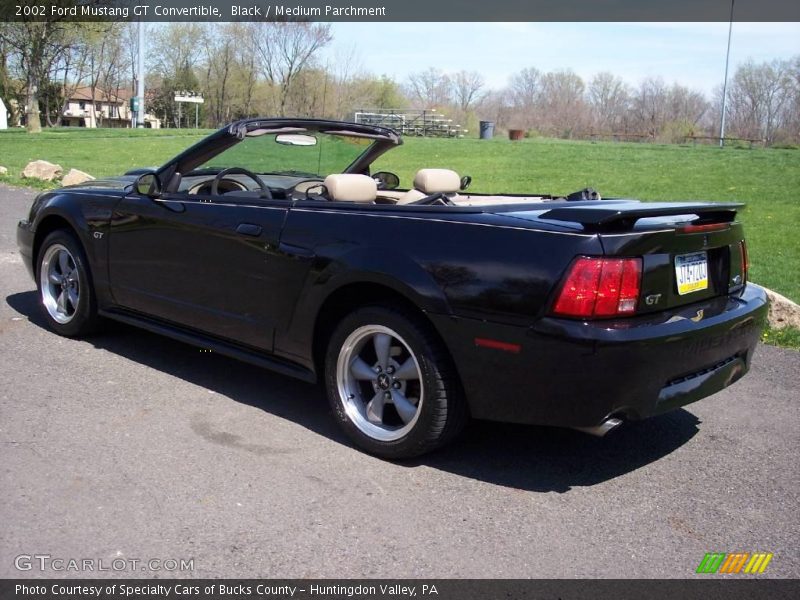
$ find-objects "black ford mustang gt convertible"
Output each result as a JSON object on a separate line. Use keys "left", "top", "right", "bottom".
{"left": 17, "top": 118, "right": 768, "bottom": 458}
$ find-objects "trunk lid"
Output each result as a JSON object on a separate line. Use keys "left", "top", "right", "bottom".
{"left": 505, "top": 200, "right": 748, "bottom": 314}
{"left": 600, "top": 218, "right": 746, "bottom": 314}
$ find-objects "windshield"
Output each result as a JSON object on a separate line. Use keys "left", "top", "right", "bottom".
{"left": 202, "top": 130, "right": 374, "bottom": 178}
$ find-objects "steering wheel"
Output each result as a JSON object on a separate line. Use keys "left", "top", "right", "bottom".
{"left": 211, "top": 167, "right": 272, "bottom": 199}
{"left": 290, "top": 178, "right": 327, "bottom": 201}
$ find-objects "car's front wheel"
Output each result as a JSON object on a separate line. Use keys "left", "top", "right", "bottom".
{"left": 36, "top": 229, "right": 100, "bottom": 337}
{"left": 325, "top": 305, "right": 467, "bottom": 458}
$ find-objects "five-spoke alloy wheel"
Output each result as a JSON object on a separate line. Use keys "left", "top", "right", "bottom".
{"left": 40, "top": 243, "right": 80, "bottom": 324}
{"left": 325, "top": 305, "right": 467, "bottom": 459}
{"left": 336, "top": 324, "right": 424, "bottom": 441}
{"left": 36, "top": 230, "right": 100, "bottom": 337}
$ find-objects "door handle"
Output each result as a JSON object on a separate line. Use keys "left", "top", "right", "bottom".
{"left": 236, "top": 223, "right": 262, "bottom": 237}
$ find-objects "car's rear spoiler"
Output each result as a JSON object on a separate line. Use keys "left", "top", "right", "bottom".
{"left": 538, "top": 201, "right": 744, "bottom": 232}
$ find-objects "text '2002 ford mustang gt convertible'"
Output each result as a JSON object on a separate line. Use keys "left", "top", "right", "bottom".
{"left": 16, "top": 118, "right": 768, "bottom": 458}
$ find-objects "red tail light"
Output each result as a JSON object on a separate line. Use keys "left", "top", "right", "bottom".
{"left": 678, "top": 222, "right": 730, "bottom": 234}
{"left": 740, "top": 240, "right": 748, "bottom": 284}
{"left": 552, "top": 257, "right": 642, "bottom": 319}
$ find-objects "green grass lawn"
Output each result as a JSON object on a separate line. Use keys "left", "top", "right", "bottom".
{"left": 761, "top": 326, "right": 800, "bottom": 350}
{"left": 0, "top": 128, "right": 213, "bottom": 184}
{"left": 1, "top": 129, "right": 798, "bottom": 304}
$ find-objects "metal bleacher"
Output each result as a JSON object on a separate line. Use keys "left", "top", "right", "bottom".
{"left": 353, "top": 109, "right": 466, "bottom": 137}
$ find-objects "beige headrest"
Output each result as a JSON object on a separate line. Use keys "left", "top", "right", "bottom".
{"left": 323, "top": 174, "right": 377, "bottom": 203}
{"left": 413, "top": 168, "right": 461, "bottom": 194}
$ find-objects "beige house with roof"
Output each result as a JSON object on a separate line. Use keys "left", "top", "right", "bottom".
{"left": 61, "top": 87, "right": 160, "bottom": 128}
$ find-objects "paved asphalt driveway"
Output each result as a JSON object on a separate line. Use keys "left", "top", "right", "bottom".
{"left": 0, "top": 183, "right": 797, "bottom": 579}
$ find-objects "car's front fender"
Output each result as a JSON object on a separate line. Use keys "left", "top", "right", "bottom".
{"left": 26, "top": 190, "right": 122, "bottom": 306}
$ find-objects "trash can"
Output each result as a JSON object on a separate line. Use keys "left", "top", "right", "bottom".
{"left": 479, "top": 121, "right": 495, "bottom": 139}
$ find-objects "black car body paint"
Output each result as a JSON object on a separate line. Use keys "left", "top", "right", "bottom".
{"left": 17, "top": 118, "right": 768, "bottom": 431}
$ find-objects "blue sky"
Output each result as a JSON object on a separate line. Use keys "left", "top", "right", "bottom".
{"left": 325, "top": 22, "right": 800, "bottom": 94}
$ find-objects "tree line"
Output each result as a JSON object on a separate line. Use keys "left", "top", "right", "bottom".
{"left": 1, "top": 21, "right": 798, "bottom": 145}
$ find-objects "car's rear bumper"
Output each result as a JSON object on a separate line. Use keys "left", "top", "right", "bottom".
{"left": 429, "top": 284, "right": 768, "bottom": 428}
{"left": 17, "top": 219, "right": 35, "bottom": 281}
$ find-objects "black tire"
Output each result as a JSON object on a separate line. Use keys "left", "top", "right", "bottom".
{"left": 324, "top": 305, "right": 468, "bottom": 459}
{"left": 35, "top": 229, "right": 100, "bottom": 337}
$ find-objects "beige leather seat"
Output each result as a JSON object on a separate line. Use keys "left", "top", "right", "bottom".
{"left": 396, "top": 168, "right": 461, "bottom": 204}
{"left": 323, "top": 174, "right": 377, "bottom": 203}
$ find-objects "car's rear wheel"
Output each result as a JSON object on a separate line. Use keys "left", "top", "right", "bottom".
{"left": 36, "top": 230, "right": 100, "bottom": 337}
{"left": 325, "top": 305, "right": 467, "bottom": 458}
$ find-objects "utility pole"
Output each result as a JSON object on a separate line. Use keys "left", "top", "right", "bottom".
{"left": 719, "top": 0, "right": 735, "bottom": 148}
{"left": 137, "top": 20, "right": 145, "bottom": 128}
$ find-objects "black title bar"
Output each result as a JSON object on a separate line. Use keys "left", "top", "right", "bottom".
{"left": 2, "top": 579, "right": 800, "bottom": 600}
{"left": 1, "top": 0, "right": 799, "bottom": 22}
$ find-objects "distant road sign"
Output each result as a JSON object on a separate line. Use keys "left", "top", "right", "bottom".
{"left": 174, "top": 94, "right": 204, "bottom": 104}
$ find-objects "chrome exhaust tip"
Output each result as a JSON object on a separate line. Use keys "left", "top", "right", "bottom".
{"left": 573, "top": 417, "right": 623, "bottom": 437}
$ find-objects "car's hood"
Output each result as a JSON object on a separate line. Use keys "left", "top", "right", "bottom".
{"left": 124, "top": 167, "right": 159, "bottom": 176}
{"left": 59, "top": 175, "right": 138, "bottom": 193}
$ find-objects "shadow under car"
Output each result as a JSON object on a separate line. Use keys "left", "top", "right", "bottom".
{"left": 6, "top": 290, "right": 700, "bottom": 493}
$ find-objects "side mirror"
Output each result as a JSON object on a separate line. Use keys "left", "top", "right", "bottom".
{"left": 136, "top": 173, "right": 161, "bottom": 197}
{"left": 460, "top": 175, "right": 472, "bottom": 191}
{"left": 372, "top": 171, "right": 400, "bottom": 190}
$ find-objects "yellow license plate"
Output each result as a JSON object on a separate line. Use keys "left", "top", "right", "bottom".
{"left": 675, "top": 251, "right": 708, "bottom": 295}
